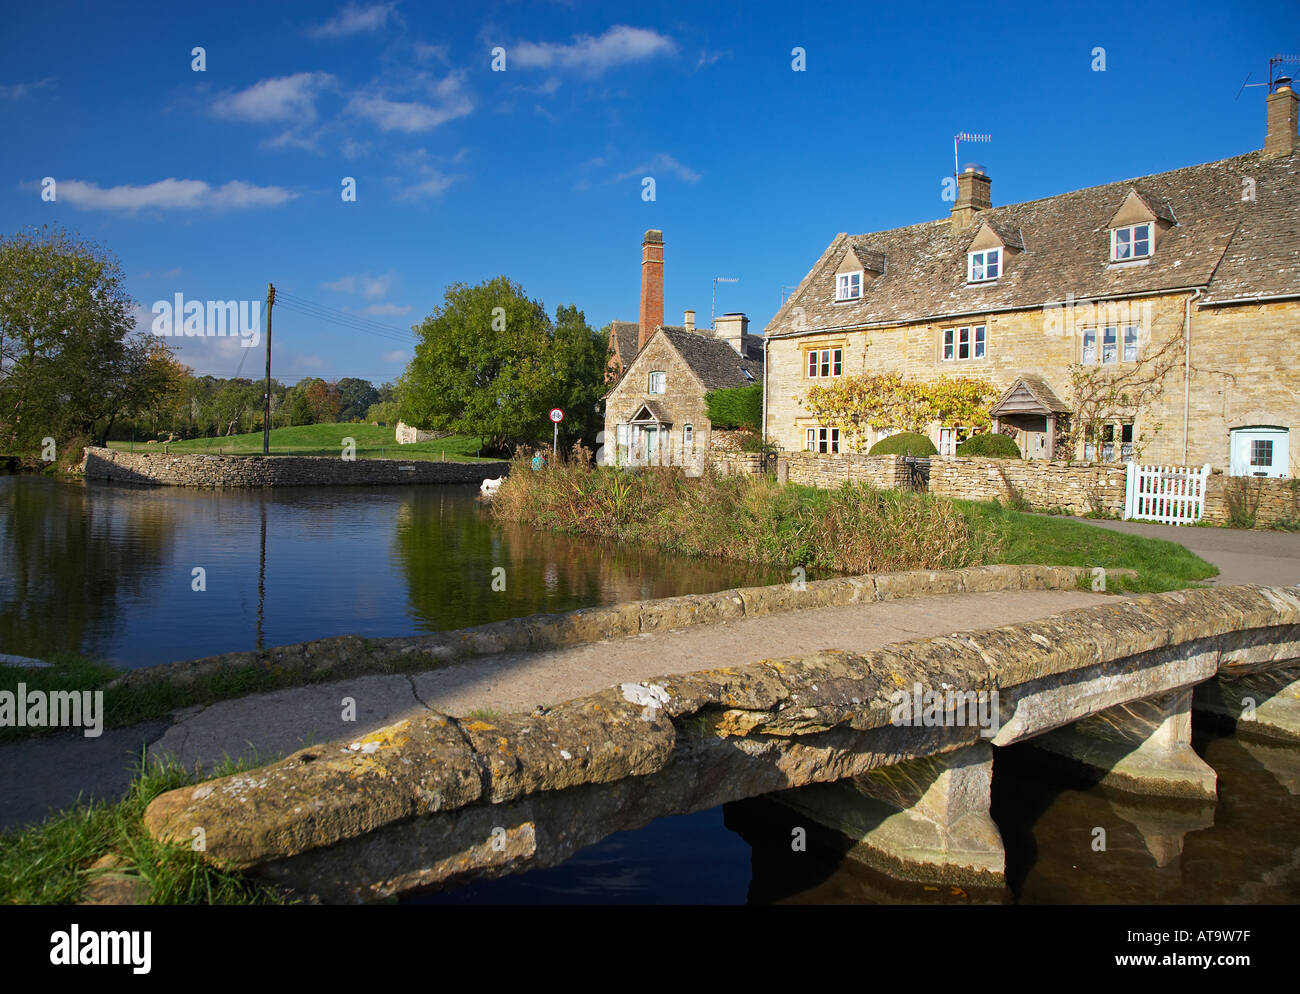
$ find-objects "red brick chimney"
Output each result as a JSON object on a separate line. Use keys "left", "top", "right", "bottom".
{"left": 638, "top": 229, "right": 664, "bottom": 353}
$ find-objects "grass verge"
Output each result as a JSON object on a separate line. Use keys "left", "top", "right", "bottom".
{"left": 494, "top": 455, "right": 1217, "bottom": 593}
{"left": 103, "top": 423, "right": 497, "bottom": 462}
{"left": 0, "top": 755, "right": 294, "bottom": 905}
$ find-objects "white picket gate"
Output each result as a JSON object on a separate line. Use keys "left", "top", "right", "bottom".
{"left": 1123, "top": 462, "right": 1211, "bottom": 525}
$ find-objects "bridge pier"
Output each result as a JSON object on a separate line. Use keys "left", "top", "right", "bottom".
{"left": 1028, "top": 688, "right": 1217, "bottom": 800}
{"left": 1194, "top": 666, "right": 1300, "bottom": 745}
{"left": 773, "top": 743, "right": 1005, "bottom": 887}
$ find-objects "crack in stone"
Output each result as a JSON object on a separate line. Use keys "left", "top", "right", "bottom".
{"left": 405, "top": 674, "right": 436, "bottom": 712}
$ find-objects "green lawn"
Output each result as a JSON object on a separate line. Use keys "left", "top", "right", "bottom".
{"left": 105, "top": 423, "right": 497, "bottom": 462}
{"left": 953, "top": 498, "right": 1218, "bottom": 593}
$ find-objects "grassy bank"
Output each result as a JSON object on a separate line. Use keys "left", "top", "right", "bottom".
{"left": 493, "top": 457, "right": 1217, "bottom": 593}
{"left": 103, "top": 423, "right": 495, "bottom": 462}
{"left": 0, "top": 757, "right": 292, "bottom": 905}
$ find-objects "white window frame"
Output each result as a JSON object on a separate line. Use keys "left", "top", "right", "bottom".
{"left": 942, "top": 325, "right": 986, "bottom": 362}
{"left": 805, "top": 426, "right": 841, "bottom": 454}
{"left": 836, "top": 271, "right": 863, "bottom": 301}
{"left": 1101, "top": 326, "right": 1118, "bottom": 365}
{"left": 806, "top": 347, "right": 843, "bottom": 378}
{"left": 1111, "top": 222, "right": 1153, "bottom": 262}
{"left": 967, "top": 248, "right": 1001, "bottom": 283}
{"left": 683, "top": 423, "right": 694, "bottom": 449}
{"left": 1122, "top": 324, "right": 1139, "bottom": 362}
{"left": 648, "top": 370, "right": 666, "bottom": 394}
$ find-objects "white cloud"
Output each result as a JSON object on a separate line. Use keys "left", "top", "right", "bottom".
{"left": 381, "top": 349, "right": 408, "bottom": 362}
{"left": 395, "top": 170, "right": 455, "bottom": 201}
{"left": 341, "top": 137, "right": 370, "bottom": 159}
{"left": 0, "top": 77, "right": 55, "bottom": 101}
{"left": 309, "top": 2, "right": 396, "bottom": 39}
{"left": 510, "top": 26, "right": 675, "bottom": 75}
{"left": 55, "top": 178, "right": 296, "bottom": 212}
{"left": 617, "top": 153, "right": 701, "bottom": 183}
{"left": 323, "top": 274, "right": 393, "bottom": 299}
{"left": 211, "top": 72, "right": 335, "bottom": 123}
{"left": 346, "top": 74, "right": 472, "bottom": 132}
{"left": 414, "top": 42, "right": 448, "bottom": 62}
{"left": 363, "top": 303, "right": 411, "bottom": 316}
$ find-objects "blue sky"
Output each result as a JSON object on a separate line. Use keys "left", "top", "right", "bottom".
{"left": 1, "top": 0, "right": 1293, "bottom": 385}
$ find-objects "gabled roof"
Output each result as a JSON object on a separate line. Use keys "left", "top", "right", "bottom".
{"left": 767, "top": 148, "right": 1299, "bottom": 337}
{"left": 628, "top": 401, "right": 671, "bottom": 423}
{"left": 991, "top": 374, "right": 1070, "bottom": 417}
{"left": 608, "top": 321, "right": 640, "bottom": 364}
{"left": 660, "top": 327, "right": 763, "bottom": 391}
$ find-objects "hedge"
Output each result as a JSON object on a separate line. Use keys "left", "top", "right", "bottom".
{"left": 956, "top": 433, "right": 1022, "bottom": 458}
{"left": 704, "top": 384, "right": 762, "bottom": 432}
{"left": 867, "top": 432, "right": 938, "bottom": 457}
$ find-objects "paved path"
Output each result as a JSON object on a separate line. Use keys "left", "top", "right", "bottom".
{"left": 1075, "top": 518, "right": 1300, "bottom": 588}
{"left": 0, "top": 588, "right": 1107, "bottom": 833}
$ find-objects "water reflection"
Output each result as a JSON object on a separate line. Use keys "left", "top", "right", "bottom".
{"left": 0, "top": 476, "right": 785, "bottom": 668}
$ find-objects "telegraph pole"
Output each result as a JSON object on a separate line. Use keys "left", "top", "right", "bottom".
{"left": 263, "top": 282, "right": 275, "bottom": 455}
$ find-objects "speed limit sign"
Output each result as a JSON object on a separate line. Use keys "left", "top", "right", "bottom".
{"left": 549, "top": 408, "right": 564, "bottom": 423}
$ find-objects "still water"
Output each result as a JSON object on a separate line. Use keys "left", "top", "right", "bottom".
{"left": 419, "top": 729, "right": 1300, "bottom": 904}
{"left": 0, "top": 476, "right": 785, "bottom": 668}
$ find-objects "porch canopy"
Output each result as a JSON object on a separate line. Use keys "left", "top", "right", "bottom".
{"left": 990, "top": 374, "right": 1070, "bottom": 459}
{"left": 628, "top": 401, "right": 672, "bottom": 426}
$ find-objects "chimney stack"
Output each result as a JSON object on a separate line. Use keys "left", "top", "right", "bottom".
{"left": 951, "top": 164, "right": 992, "bottom": 233}
{"left": 1264, "top": 82, "right": 1298, "bottom": 160}
{"left": 714, "top": 312, "right": 749, "bottom": 356}
{"left": 684, "top": 309, "right": 695, "bottom": 332}
{"left": 638, "top": 230, "right": 664, "bottom": 353}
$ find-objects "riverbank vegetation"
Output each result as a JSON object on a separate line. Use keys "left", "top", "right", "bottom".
{"left": 493, "top": 453, "right": 1217, "bottom": 592}
{"left": 0, "top": 757, "right": 292, "bottom": 905}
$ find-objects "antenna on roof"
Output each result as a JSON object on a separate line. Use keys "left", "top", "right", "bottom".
{"left": 953, "top": 132, "right": 991, "bottom": 177}
{"left": 712, "top": 276, "right": 739, "bottom": 327}
{"left": 1237, "top": 54, "right": 1300, "bottom": 100}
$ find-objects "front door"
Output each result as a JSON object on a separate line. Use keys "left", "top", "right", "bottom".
{"left": 1229, "top": 427, "right": 1289, "bottom": 478}
{"left": 641, "top": 425, "right": 660, "bottom": 464}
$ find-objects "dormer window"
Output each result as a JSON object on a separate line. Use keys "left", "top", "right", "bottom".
{"left": 1111, "top": 222, "right": 1153, "bottom": 261}
{"left": 967, "top": 248, "right": 1001, "bottom": 283}
{"left": 836, "top": 271, "right": 862, "bottom": 301}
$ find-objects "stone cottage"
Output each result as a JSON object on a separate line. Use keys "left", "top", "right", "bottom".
{"left": 763, "top": 83, "right": 1300, "bottom": 476}
{"left": 602, "top": 230, "right": 762, "bottom": 471}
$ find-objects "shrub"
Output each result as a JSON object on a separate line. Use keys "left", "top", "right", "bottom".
{"left": 704, "top": 384, "right": 762, "bottom": 432}
{"left": 868, "top": 432, "right": 937, "bottom": 457}
{"left": 956, "top": 433, "right": 1021, "bottom": 458}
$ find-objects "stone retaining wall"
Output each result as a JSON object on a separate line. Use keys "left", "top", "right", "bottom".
{"left": 782, "top": 452, "right": 908, "bottom": 490}
{"left": 79, "top": 446, "right": 508, "bottom": 488}
{"left": 142, "top": 584, "right": 1300, "bottom": 902}
{"left": 1202, "top": 475, "right": 1300, "bottom": 527}
{"left": 929, "top": 456, "right": 1127, "bottom": 516}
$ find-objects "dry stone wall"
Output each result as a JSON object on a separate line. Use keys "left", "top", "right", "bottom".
{"left": 79, "top": 446, "right": 507, "bottom": 488}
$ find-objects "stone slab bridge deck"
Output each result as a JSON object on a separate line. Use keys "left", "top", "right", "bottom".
{"left": 140, "top": 576, "right": 1300, "bottom": 904}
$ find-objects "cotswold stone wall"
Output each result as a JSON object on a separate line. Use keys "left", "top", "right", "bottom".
{"left": 79, "top": 447, "right": 507, "bottom": 488}
{"left": 929, "top": 456, "right": 1127, "bottom": 516}
{"left": 1202, "top": 475, "right": 1300, "bottom": 527}
{"left": 783, "top": 452, "right": 907, "bottom": 490}
{"left": 712, "top": 453, "right": 763, "bottom": 475}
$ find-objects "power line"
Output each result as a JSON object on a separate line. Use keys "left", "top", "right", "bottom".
{"left": 273, "top": 289, "right": 420, "bottom": 344}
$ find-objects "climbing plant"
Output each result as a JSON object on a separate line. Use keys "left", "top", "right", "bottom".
{"left": 802, "top": 374, "right": 998, "bottom": 453}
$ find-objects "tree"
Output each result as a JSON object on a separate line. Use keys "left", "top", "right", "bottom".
{"left": 0, "top": 225, "right": 180, "bottom": 450}
{"left": 336, "top": 377, "right": 378, "bottom": 422}
{"left": 400, "top": 277, "right": 605, "bottom": 453}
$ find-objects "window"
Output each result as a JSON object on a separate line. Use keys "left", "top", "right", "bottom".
{"left": 648, "top": 371, "right": 666, "bottom": 394}
{"left": 683, "top": 424, "right": 694, "bottom": 449}
{"left": 1122, "top": 325, "right": 1138, "bottom": 362}
{"left": 806, "top": 347, "right": 843, "bottom": 378}
{"left": 742, "top": 368, "right": 755, "bottom": 382}
{"left": 1251, "top": 439, "right": 1274, "bottom": 467}
{"left": 1120, "top": 423, "right": 1134, "bottom": 461}
{"left": 1085, "top": 421, "right": 1135, "bottom": 462}
{"left": 836, "top": 272, "right": 862, "bottom": 301}
{"left": 805, "top": 426, "right": 841, "bottom": 453}
{"left": 942, "top": 325, "right": 986, "bottom": 362}
{"left": 1111, "top": 222, "right": 1153, "bottom": 261}
{"left": 1082, "top": 325, "right": 1138, "bottom": 365}
{"left": 967, "top": 248, "right": 1001, "bottom": 282}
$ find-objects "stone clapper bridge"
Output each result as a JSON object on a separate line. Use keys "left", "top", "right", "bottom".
{"left": 142, "top": 568, "right": 1300, "bottom": 903}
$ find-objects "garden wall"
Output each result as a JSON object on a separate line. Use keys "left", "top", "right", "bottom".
{"left": 929, "top": 457, "right": 1127, "bottom": 516}
{"left": 79, "top": 447, "right": 508, "bottom": 488}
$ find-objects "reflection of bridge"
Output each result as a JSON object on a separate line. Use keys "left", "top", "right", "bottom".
{"left": 145, "top": 580, "right": 1300, "bottom": 903}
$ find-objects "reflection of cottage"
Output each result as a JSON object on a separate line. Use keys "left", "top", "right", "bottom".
{"left": 602, "top": 230, "right": 762, "bottom": 472}
{"left": 764, "top": 84, "right": 1300, "bottom": 476}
